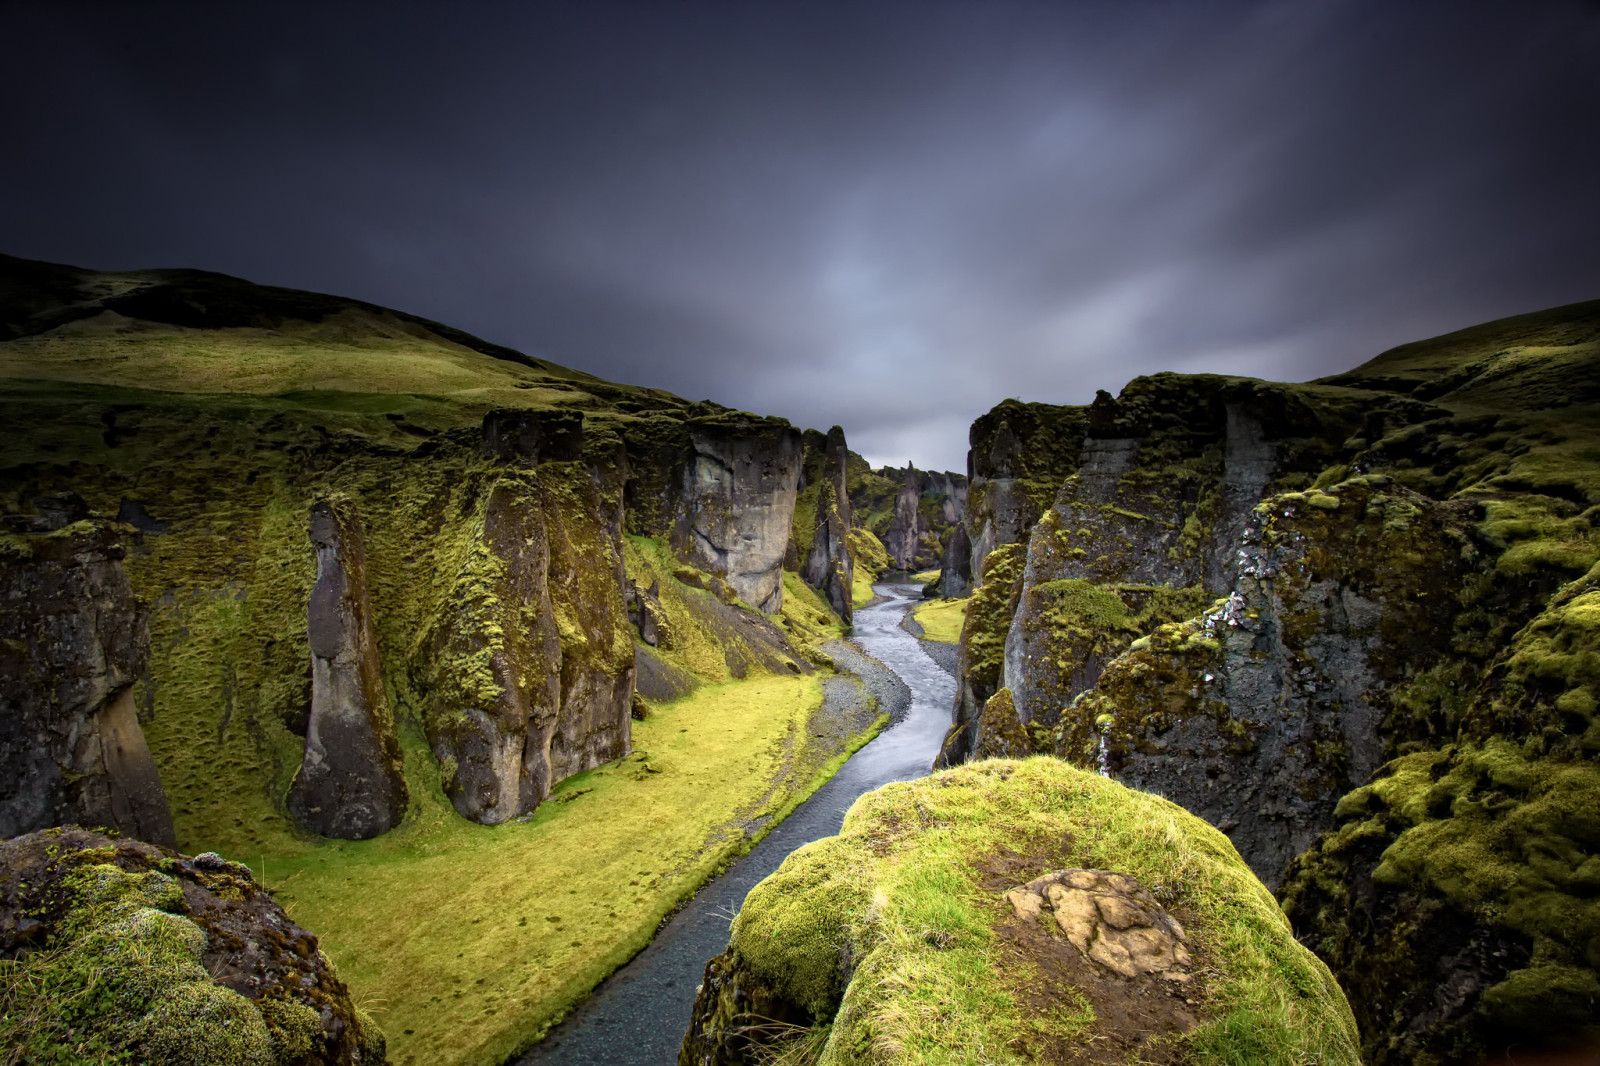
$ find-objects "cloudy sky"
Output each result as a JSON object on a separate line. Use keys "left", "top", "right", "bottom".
{"left": 4, "top": 1, "right": 1598, "bottom": 471}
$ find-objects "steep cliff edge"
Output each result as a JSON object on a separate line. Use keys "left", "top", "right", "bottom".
{"left": 0, "top": 509, "right": 176, "bottom": 847}
{"left": 679, "top": 758, "right": 1358, "bottom": 1065}
{"left": 944, "top": 297, "right": 1600, "bottom": 1062}
{"left": 0, "top": 251, "right": 831, "bottom": 845}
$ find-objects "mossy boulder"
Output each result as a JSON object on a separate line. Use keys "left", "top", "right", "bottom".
{"left": 680, "top": 758, "right": 1358, "bottom": 1065}
{"left": 0, "top": 827, "right": 382, "bottom": 1065}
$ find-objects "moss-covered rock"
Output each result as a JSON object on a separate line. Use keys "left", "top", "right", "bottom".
{"left": 680, "top": 758, "right": 1359, "bottom": 1065}
{"left": 0, "top": 827, "right": 382, "bottom": 1065}
{"left": 1050, "top": 477, "right": 1479, "bottom": 888}
{"left": 1280, "top": 742, "right": 1600, "bottom": 1064}
{"left": 938, "top": 543, "right": 1028, "bottom": 766}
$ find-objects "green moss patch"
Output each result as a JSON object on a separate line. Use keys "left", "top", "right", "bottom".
{"left": 713, "top": 758, "right": 1358, "bottom": 1065}
{"left": 909, "top": 598, "right": 968, "bottom": 644}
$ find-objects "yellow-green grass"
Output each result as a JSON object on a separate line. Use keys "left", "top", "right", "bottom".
{"left": 848, "top": 528, "right": 890, "bottom": 608}
{"left": 729, "top": 758, "right": 1360, "bottom": 1065}
{"left": 910, "top": 569, "right": 940, "bottom": 584}
{"left": 0, "top": 310, "right": 590, "bottom": 402}
{"left": 910, "top": 597, "right": 968, "bottom": 644}
{"left": 266, "top": 672, "right": 851, "bottom": 1066}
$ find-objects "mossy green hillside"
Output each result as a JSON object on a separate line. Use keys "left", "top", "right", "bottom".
{"left": 1281, "top": 741, "right": 1600, "bottom": 1063}
{"left": 909, "top": 597, "right": 967, "bottom": 644}
{"left": 706, "top": 758, "right": 1359, "bottom": 1065}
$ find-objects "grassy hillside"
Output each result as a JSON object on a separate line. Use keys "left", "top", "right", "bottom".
{"left": 0, "top": 254, "right": 886, "bottom": 1065}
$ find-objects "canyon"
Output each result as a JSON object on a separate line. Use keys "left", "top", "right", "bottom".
{"left": 2, "top": 251, "right": 1597, "bottom": 1065}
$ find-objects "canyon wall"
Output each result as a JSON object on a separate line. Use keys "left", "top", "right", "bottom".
{"left": 0, "top": 254, "right": 828, "bottom": 850}
{"left": 937, "top": 299, "right": 1600, "bottom": 1063}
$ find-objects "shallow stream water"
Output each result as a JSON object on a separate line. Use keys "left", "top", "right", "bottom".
{"left": 515, "top": 582, "right": 954, "bottom": 1066}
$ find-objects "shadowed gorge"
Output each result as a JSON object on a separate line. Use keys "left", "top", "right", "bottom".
{"left": 3, "top": 249, "right": 1599, "bottom": 1066}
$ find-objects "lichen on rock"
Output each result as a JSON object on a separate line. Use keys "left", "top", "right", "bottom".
{"left": 0, "top": 827, "right": 383, "bottom": 1065}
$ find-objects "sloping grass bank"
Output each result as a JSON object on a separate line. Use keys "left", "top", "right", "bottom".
{"left": 267, "top": 671, "right": 881, "bottom": 1066}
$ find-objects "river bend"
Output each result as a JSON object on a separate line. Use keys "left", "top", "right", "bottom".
{"left": 517, "top": 583, "right": 954, "bottom": 1066}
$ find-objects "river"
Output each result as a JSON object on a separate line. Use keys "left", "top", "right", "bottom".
{"left": 515, "top": 582, "right": 955, "bottom": 1066}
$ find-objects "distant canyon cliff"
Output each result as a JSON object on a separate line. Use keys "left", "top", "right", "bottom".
{"left": 0, "top": 253, "right": 955, "bottom": 851}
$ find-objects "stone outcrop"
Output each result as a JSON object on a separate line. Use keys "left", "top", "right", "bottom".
{"left": 680, "top": 758, "right": 1358, "bottom": 1066}
{"left": 1004, "top": 868, "right": 1193, "bottom": 982}
{"left": 415, "top": 462, "right": 634, "bottom": 825}
{"left": 945, "top": 376, "right": 1406, "bottom": 770}
{"left": 624, "top": 411, "right": 803, "bottom": 613}
{"left": 0, "top": 827, "right": 384, "bottom": 1064}
{"left": 286, "top": 497, "right": 408, "bottom": 839}
{"left": 796, "top": 426, "right": 855, "bottom": 623}
{"left": 937, "top": 520, "right": 972, "bottom": 597}
{"left": 962, "top": 399, "right": 1087, "bottom": 578}
{"left": 875, "top": 464, "right": 968, "bottom": 573}
{"left": 1052, "top": 477, "right": 1476, "bottom": 888}
{"left": 0, "top": 508, "right": 175, "bottom": 847}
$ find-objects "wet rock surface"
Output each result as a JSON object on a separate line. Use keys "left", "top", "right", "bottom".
{"left": 0, "top": 516, "right": 175, "bottom": 847}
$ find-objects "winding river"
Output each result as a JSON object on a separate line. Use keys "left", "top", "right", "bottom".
{"left": 516, "top": 582, "right": 954, "bottom": 1066}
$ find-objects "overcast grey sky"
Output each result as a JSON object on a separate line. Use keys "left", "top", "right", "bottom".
{"left": 4, "top": 1, "right": 1598, "bottom": 471}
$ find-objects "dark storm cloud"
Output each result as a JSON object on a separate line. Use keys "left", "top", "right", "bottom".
{"left": 4, "top": 1, "right": 1598, "bottom": 471}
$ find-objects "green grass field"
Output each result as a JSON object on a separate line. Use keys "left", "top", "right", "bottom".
{"left": 912, "top": 597, "right": 969, "bottom": 643}
{"left": 264, "top": 672, "right": 882, "bottom": 1066}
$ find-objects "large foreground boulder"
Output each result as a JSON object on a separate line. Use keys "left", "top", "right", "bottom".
{"left": 680, "top": 758, "right": 1358, "bottom": 1066}
{"left": 0, "top": 827, "right": 384, "bottom": 1065}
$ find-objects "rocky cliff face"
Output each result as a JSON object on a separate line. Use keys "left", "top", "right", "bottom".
{"left": 0, "top": 505, "right": 176, "bottom": 847}
{"left": 940, "top": 298, "right": 1600, "bottom": 1063}
{"left": 880, "top": 465, "right": 967, "bottom": 571}
{"left": 845, "top": 458, "right": 967, "bottom": 574}
{"left": 791, "top": 426, "right": 855, "bottom": 623}
{"left": 416, "top": 449, "right": 635, "bottom": 825}
{"left": 0, "top": 253, "right": 818, "bottom": 851}
{"left": 0, "top": 827, "right": 384, "bottom": 1065}
{"left": 623, "top": 410, "right": 803, "bottom": 614}
{"left": 286, "top": 497, "right": 408, "bottom": 838}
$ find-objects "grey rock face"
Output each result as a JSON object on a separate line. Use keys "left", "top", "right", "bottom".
{"left": 1057, "top": 478, "right": 1474, "bottom": 889}
{"left": 801, "top": 426, "right": 855, "bottom": 623}
{"left": 674, "top": 419, "right": 802, "bottom": 613}
{"left": 417, "top": 469, "right": 634, "bottom": 825}
{"left": 938, "top": 522, "right": 972, "bottom": 597}
{"left": 286, "top": 499, "right": 408, "bottom": 840}
{"left": 0, "top": 518, "right": 175, "bottom": 847}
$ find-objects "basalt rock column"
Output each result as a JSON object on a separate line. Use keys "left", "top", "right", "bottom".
{"left": 0, "top": 506, "right": 176, "bottom": 847}
{"left": 287, "top": 498, "right": 408, "bottom": 839}
{"left": 801, "top": 426, "right": 855, "bottom": 623}
{"left": 676, "top": 417, "right": 802, "bottom": 613}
